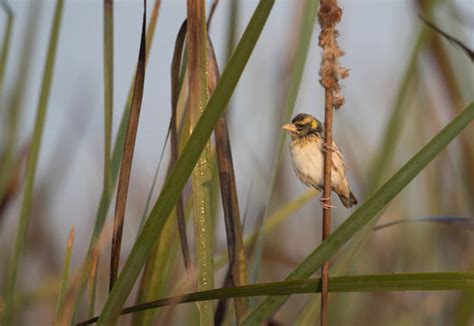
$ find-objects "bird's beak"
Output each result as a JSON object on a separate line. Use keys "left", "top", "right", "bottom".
{"left": 282, "top": 123, "right": 297, "bottom": 133}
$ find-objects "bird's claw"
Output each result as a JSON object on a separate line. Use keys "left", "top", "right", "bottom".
{"left": 322, "top": 143, "right": 334, "bottom": 153}
{"left": 320, "top": 197, "right": 336, "bottom": 209}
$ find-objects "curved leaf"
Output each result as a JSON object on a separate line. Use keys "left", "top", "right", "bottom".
{"left": 77, "top": 272, "right": 474, "bottom": 325}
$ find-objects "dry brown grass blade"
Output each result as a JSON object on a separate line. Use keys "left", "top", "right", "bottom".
{"left": 207, "top": 0, "right": 219, "bottom": 29}
{"left": 55, "top": 222, "right": 114, "bottom": 326}
{"left": 207, "top": 36, "right": 248, "bottom": 322}
{"left": 170, "top": 19, "right": 192, "bottom": 273}
{"left": 109, "top": 0, "right": 147, "bottom": 291}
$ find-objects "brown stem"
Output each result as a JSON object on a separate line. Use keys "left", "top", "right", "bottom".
{"left": 320, "top": 88, "right": 333, "bottom": 326}
{"left": 318, "top": 0, "right": 346, "bottom": 323}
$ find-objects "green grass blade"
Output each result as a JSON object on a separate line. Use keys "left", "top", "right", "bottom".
{"left": 102, "top": 0, "right": 114, "bottom": 221}
{"left": 95, "top": 1, "right": 274, "bottom": 323}
{"left": 207, "top": 30, "right": 249, "bottom": 321}
{"left": 2, "top": 1, "right": 64, "bottom": 324}
{"left": 132, "top": 211, "right": 179, "bottom": 325}
{"left": 187, "top": 0, "right": 215, "bottom": 324}
{"left": 0, "top": 0, "right": 13, "bottom": 95}
{"left": 241, "top": 102, "right": 474, "bottom": 325}
{"left": 455, "top": 289, "right": 474, "bottom": 326}
{"left": 77, "top": 272, "right": 474, "bottom": 325}
{"left": 224, "top": 0, "right": 239, "bottom": 62}
{"left": 0, "top": 2, "right": 40, "bottom": 203}
{"left": 95, "top": 0, "right": 114, "bottom": 312}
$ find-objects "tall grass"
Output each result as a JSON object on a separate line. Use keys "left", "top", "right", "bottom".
{"left": 0, "top": 1, "right": 472, "bottom": 325}
{"left": 2, "top": 1, "right": 64, "bottom": 323}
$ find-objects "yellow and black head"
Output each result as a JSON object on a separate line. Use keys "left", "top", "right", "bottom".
{"left": 282, "top": 113, "right": 323, "bottom": 139}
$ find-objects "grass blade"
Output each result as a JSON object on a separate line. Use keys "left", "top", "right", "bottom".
{"left": 186, "top": 0, "right": 215, "bottom": 323}
{"left": 95, "top": 1, "right": 274, "bottom": 323}
{"left": 77, "top": 272, "right": 474, "bottom": 325}
{"left": 208, "top": 35, "right": 248, "bottom": 321}
{"left": 56, "top": 227, "right": 75, "bottom": 318}
{"left": 98, "top": 0, "right": 114, "bottom": 311}
{"left": 0, "top": 0, "right": 13, "bottom": 94}
{"left": 102, "top": 0, "right": 114, "bottom": 229}
{"left": 56, "top": 223, "right": 114, "bottom": 325}
{"left": 373, "top": 216, "right": 474, "bottom": 231}
{"left": 109, "top": 0, "right": 147, "bottom": 291}
{"left": 170, "top": 20, "right": 192, "bottom": 272}
{"left": 241, "top": 102, "right": 474, "bottom": 325}
{"left": 132, "top": 211, "right": 180, "bottom": 325}
{"left": 0, "top": 2, "right": 40, "bottom": 204}
{"left": 2, "top": 1, "right": 64, "bottom": 324}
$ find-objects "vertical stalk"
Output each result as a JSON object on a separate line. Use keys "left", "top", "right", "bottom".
{"left": 56, "top": 227, "right": 75, "bottom": 319}
{"left": 317, "top": 0, "right": 348, "bottom": 324}
{"left": 109, "top": 0, "right": 146, "bottom": 290}
{"left": 320, "top": 89, "right": 333, "bottom": 326}
{"left": 102, "top": 1, "right": 114, "bottom": 307}
{"left": 2, "top": 0, "right": 64, "bottom": 324}
{"left": 187, "top": 0, "right": 214, "bottom": 324}
{"left": 0, "top": 0, "right": 13, "bottom": 95}
{"left": 103, "top": 0, "right": 114, "bottom": 219}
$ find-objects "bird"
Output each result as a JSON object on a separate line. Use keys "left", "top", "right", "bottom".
{"left": 282, "top": 113, "right": 357, "bottom": 209}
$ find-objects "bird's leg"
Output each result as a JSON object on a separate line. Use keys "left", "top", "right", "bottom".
{"left": 320, "top": 197, "right": 336, "bottom": 209}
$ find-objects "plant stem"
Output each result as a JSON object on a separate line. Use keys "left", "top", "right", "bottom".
{"left": 321, "top": 87, "right": 333, "bottom": 326}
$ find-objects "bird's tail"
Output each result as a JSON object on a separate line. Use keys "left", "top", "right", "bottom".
{"left": 339, "top": 191, "right": 358, "bottom": 208}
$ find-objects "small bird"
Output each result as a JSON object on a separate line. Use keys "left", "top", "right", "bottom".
{"left": 282, "top": 113, "right": 357, "bottom": 209}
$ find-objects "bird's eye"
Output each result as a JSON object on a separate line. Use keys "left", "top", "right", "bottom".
{"left": 295, "top": 122, "right": 304, "bottom": 130}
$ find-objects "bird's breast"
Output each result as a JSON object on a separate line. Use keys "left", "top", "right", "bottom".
{"left": 289, "top": 139, "right": 324, "bottom": 188}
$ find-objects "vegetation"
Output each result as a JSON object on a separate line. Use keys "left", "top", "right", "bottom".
{"left": 0, "top": 0, "right": 472, "bottom": 325}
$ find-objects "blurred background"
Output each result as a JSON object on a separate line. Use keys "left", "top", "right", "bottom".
{"left": 0, "top": 0, "right": 473, "bottom": 325}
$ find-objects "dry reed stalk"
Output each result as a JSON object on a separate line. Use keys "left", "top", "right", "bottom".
{"left": 317, "top": 0, "right": 348, "bottom": 325}
{"left": 170, "top": 20, "right": 192, "bottom": 274}
{"left": 109, "top": 0, "right": 146, "bottom": 291}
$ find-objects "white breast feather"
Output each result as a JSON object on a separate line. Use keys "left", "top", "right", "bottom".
{"left": 289, "top": 138, "right": 324, "bottom": 189}
{"left": 289, "top": 137, "right": 350, "bottom": 197}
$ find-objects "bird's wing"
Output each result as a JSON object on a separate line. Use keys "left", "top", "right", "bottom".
{"left": 332, "top": 140, "right": 347, "bottom": 172}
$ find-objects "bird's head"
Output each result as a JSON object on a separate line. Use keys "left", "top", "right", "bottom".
{"left": 282, "top": 113, "right": 323, "bottom": 138}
